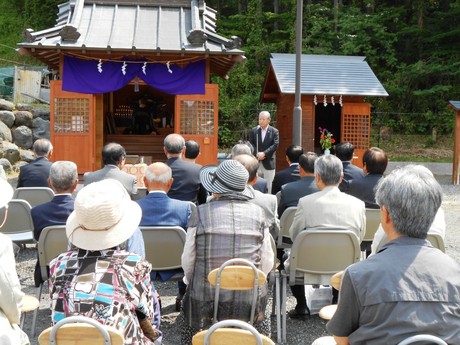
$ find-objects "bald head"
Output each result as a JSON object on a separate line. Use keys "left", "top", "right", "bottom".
{"left": 143, "top": 162, "right": 174, "bottom": 192}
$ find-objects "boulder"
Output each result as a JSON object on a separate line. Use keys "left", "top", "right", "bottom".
{"left": 13, "top": 126, "right": 33, "bottom": 149}
{"left": 32, "top": 117, "right": 50, "bottom": 140}
{"left": 32, "top": 108, "right": 50, "bottom": 121}
{"left": 13, "top": 160, "right": 28, "bottom": 171}
{"left": 0, "top": 99, "right": 14, "bottom": 111}
{"left": 0, "top": 120, "right": 12, "bottom": 142}
{"left": 0, "top": 111, "right": 15, "bottom": 128}
{"left": 0, "top": 141, "right": 20, "bottom": 165}
{"left": 14, "top": 110, "right": 34, "bottom": 127}
{"left": 15, "top": 103, "right": 33, "bottom": 111}
{"left": 0, "top": 158, "right": 13, "bottom": 174}
{"left": 19, "top": 149, "right": 36, "bottom": 163}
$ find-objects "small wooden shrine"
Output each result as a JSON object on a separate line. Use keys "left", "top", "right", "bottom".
{"left": 261, "top": 53, "right": 388, "bottom": 170}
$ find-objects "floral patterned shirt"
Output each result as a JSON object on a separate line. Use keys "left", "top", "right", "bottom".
{"left": 49, "top": 249, "right": 154, "bottom": 345}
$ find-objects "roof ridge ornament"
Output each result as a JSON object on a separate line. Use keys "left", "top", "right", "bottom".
{"left": 187, "top": 29, "right": 208, "bottom": 45}
{"left": 59, "top": 25, "right": 81, "bottom": 42}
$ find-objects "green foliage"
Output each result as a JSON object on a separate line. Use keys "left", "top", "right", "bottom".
{"left": 1, "top": 0, "right": 459, "bottom": 143}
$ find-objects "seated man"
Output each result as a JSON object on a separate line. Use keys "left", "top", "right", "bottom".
{"left": 50, "top": 179, "right": 160, "bottom": 345}
{"left": 17, "top": 138, "right": 53, "bottom": 187}
{"left": 31, "top": 161, "right": 78, "bottom": 287}
{"left": 271, "top": 144, "right": 303, "bottom": 195}
{"left": 183, "top": 140, "right": 201, "bottom": 163}
{"left": 348, "top": 147, "right": 388, "bottom": 209}
{"left": 231, "top": 142, "right": 268, "bottom": 193}
{"left": 137, "top": 162, "right": 191, "bottom": 310}
{"left": 84, "top": 142, "right": 138, "bottom": 198}
{"left": 335, "top": 142, "right": 364, "bottom": 192}
{"left": 278, "top": 152, "right": 318, "bottom": 217}
{"left": 164, "top": 134, "right": 207, "bottom": 204}
{"left": 327, "top": 165, "right": 460, "bottom": 344}
{"left": 286, "top": 155, "right": 365, "bottom": 318}
{"left": 235, "top": 154, "right": 280, "bottom": 239}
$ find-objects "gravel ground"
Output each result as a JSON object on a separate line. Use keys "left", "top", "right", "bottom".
{"left": 16, "top": 177, "right": 460, "bottom": 345}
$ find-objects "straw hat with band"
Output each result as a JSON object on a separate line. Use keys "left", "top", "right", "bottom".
{"left": 200, "top": 160, "right": 254, "bottom": 199}
{"left": 66, "top": 179, "right": 141, "bottom": 251}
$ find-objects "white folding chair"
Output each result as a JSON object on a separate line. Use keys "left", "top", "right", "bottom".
{"left": 0, "top": 199, "right": 34, "bottom": 244}
{"left": 277, "top": 206, "right": 296, "bottom": 248}
{"left": 13, "top": 187, "right": 55, "bottom": 207}
{"left": 34, "top": 225, "right": 69, "bottom": 337}
{"left": 361, "top": 208, "right": 381, "bottom": 258}
{"left": 281, "top": 229, "right": 361, "bottom": 342}
{"left": 426, "top": 233, "right": 446, "bottom": 253}
{"left": 38, "top": 315, "right": 124, "bottom": 345}
{"left": 268, "top": 234, "right": 281, "bottom": 343}
{"left": 139, "top": 226, "right": 186, "bottom": 281}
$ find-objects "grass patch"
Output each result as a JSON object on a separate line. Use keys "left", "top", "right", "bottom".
{"left": 371, "top": 132, "right": 454, "bottom": 163}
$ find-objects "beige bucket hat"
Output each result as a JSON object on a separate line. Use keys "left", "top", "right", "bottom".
{"left": 66, "top": 179, "right": 141, "bottom": 251}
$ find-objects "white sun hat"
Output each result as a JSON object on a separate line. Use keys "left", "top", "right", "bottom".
{"left": 66, "top": 179, "right": 141, "bottom": 251}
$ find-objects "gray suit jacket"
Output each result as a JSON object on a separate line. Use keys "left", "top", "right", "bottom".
{"left": 249, "top": 187, "right": 280, "bottom": 239}
{"left": 289, "top": 186, "right": 365, "bottom": 242}
{"left": 83, "top": 165, "right": 137, "bottom": 197}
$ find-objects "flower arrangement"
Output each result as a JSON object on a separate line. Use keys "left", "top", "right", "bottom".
{"left": 318, "top": 127, "right": 335, "bottom": 150}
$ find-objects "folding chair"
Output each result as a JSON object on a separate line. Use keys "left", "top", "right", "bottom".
{"left": 269, "top": 235, "right": 281, "bottom": 343}
{"left": 277, "top": 206, "right": 296, "bottom": 248}
{"left": 139, "top": 226, "right": 186, "bottom": 281}
{"left": 188, "top": 201, "right": 197, "bottom": 219}
{"left": 281, "top": 229, "right": 361, "bottom": 342}
{"left": 207, "top": 258, "right": 266, "bottom": 325}
{"left": 34, "top": 225, "right": 69, "bottom": 337}
{"left": 13, "top": 187, "right": 55, "bottom": 207}
{"left": 0, "top": 199, "right": 34, "bottom": 244}
{"left": 192, "top": 319, "right": 275, "bottom": 345}
{"left": 38, "top": 315, "right": 124, "bottom": 345}
{"left": 361, "top": 208, "right": 380, "bottom": 258}
{"left": 397, "top": 334, "right": 447, "bottom": 345}
{"left": 426, "top": 233, "right": 446, "bottom": 253}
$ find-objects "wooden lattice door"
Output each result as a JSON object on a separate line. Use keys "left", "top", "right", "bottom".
{"left": 50, "top": 80, "right": 96, "bottom": 174}
{"left": 175, "top": 84, "right": 218, "bottom": 166}
{"left": 341, "top": 103, "right": 371, "bottom": 168}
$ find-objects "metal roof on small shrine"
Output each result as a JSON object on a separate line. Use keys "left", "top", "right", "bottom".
{"left": 449, "top": 100, "right": 460, "bottom": 110}
{"left": 17, "top": 0, "right": 244, "bottom": 77}
{"left": 263, "top": 53, "right": 388, "bottom": 100}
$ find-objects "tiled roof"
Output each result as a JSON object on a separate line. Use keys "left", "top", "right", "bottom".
{"left": 17, "top": 0, "right": 244, "bottom": 77}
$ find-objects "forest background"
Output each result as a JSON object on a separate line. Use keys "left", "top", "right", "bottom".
{"left": 0, "top": 0, "right": 459, "bottom": 160}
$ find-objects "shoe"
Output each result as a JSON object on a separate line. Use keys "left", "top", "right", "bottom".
{"left": 288, "top": 306, "right": 310, "bottom": 319}
{"left": 175, "top": 295, "right": 183, "bottom": 312}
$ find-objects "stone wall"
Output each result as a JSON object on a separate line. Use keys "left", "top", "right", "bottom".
{"left": 0, "top": 98, "right": 50, "bottom": 174}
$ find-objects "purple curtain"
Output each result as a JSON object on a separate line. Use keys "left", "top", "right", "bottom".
{"left": 62, "top": 56, "right": 205, "bottom": 95}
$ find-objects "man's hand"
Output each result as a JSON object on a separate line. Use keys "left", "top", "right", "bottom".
{"left": 257, "top": 152, "right": 266, "bottom": 161}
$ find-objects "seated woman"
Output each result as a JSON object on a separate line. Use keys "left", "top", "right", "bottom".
{"left": 0, "top": 179, "right": 29, "bottom": 345}
{"left": 49, "top": 179, "right": 160, "bottom": 344}
{"left": 180, "top": 160, "right": 274, "bottom": 344}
